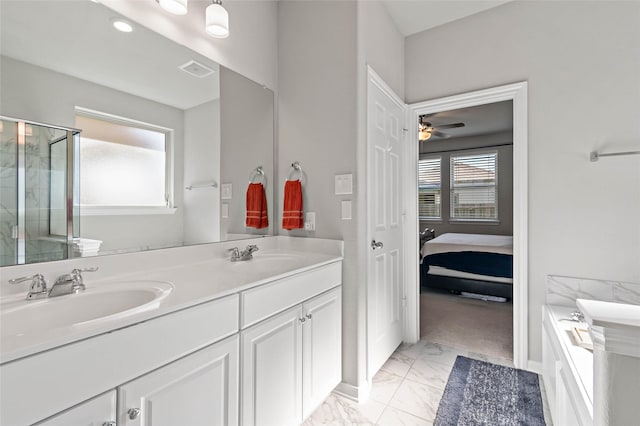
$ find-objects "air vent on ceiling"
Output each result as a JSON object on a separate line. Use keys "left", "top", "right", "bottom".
{"left": 179, "top": 60, "right": 215, "bottom": 78}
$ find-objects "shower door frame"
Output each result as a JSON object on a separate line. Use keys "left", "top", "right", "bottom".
{"left": 1, "top": 115, "right": 81, "bottom": 265}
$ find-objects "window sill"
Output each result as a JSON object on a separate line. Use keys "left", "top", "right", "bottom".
{"left": 80, "top": 206, "right": 178, "bottom": 216}
{"left": 449, "top": 219, "right": 500, "bottom": 225}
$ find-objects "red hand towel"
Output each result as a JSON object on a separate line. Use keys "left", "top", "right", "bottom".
{"left": 246, "top": 183, "right": 268, "bottom": 229}
{"left": 282, "top": 180, "right": 303, "bottom": 230}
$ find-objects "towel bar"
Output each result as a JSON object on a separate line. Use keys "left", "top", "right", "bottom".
{"left": 185, "top": 182, "right": 218, "bottom": 190}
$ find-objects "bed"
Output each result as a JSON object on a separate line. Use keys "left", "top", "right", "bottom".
{"left": 420, "top": 233, "right": 513, "bottom": 299}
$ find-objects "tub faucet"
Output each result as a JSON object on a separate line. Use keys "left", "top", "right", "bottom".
{"left": 228, "top": 244, "right": 259, "bottom": 261}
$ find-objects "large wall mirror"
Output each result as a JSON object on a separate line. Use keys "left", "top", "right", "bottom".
{"left": 0, "top": 0, "right": 274, "bottom": 266}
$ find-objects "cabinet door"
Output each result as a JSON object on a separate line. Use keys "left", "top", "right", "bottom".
{"left": 35, "top": 391, "right": 116, "bottom": 426}
{"left": 118, "top": 334, "right": 239, "bottom": 426}
{"left": 241, "top": 305, "right": 303, "bottom": 426}
{"left": 302, "top": 287, "right": 342, "bottom": 419}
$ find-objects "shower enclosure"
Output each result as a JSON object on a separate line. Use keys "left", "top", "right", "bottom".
{"left": 0, "top": 116, "right": 80, "bottom": 266}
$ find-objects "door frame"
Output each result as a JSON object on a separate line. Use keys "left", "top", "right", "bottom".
{"left": 404, "top": 82, "right": 529, "bottom": 369}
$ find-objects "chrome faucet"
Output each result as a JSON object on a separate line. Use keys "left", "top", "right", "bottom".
{"left": 8, "top": 274, "right": 49, "bottom": 300}
{"left": 9, "top": 267, "right": 99, "bottom": 301}
{"left": 228, "top": 244, "right": 259, "bottom": 261}
{"left": 49, "top": 267, "right": 98, "bottom": 297}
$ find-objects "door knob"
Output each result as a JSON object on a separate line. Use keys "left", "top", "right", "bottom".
{"left": 371, "top": 240, "right": 384, "bottom": 250}
{"left": 128, "top": 408, "right": 141, "bottom": 420}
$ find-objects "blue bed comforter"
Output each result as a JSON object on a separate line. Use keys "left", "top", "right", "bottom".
{"left": 423, "top": 251, "right": 513, "bottom": 278}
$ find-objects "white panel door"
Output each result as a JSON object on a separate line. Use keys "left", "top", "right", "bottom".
{"left": 35, "top": 391, "right": 116, "bottom": 426}
{"left": 367, "top": 69, "right": 406, "bottom": 378}
{"left": 241, "top": 305, "right": 303, "bottom": 426}
{"left": 118, "top": 335, "right": 239, "bottom": 426}
{"left": 302, "top": 287, "right": 342, "bottom": 419}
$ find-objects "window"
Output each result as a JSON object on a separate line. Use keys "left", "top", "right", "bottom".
{"left": 450, "top": 151, "right": 498, "bottom": 220}
{"left": 76, "top": 112, "right": 172, "bottom": 210}
{"left": 418, "top": 156, "right": 441, "bottom": 220}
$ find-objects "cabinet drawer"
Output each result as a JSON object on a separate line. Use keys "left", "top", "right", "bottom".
{"left": 241, "top": 262, "right": 341, "bottom": 329}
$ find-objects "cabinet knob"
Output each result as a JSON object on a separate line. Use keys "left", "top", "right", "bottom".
{"left": 102, "top": 422, "right": 116, "bottom": 426}
{"left": 306, "top": 313, "right": 312, "bottom": 320}
{"left": 299, "top": 317, "right": 306, "bottom": 323}
{"left": 128, "top": 408, "right": 141, "bottom": 420}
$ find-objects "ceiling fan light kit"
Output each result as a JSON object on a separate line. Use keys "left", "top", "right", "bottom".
{"left": 418, "top": 114, "right": 465, "bottom": 141}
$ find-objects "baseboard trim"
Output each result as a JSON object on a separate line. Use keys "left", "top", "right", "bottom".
{"left": 527, "top": 360, "right": 543, "bottom": 374}
{"left": 334, "top": 381, "right": 371, "bottom": 403}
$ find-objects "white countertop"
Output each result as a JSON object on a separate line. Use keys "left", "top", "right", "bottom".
{"left": 1, "top": 243, "right": 342, "bottom": 364}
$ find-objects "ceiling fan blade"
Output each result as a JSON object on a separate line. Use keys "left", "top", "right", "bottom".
{"left": 432, "top": 130, "right": 449, "bottom": 138}
{"left": 435, "top": 122, "right": 465, "bottom": 130}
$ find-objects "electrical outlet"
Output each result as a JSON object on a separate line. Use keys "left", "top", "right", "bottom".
{"left": 304, "top": 212, "right": 316, "bottom": 231}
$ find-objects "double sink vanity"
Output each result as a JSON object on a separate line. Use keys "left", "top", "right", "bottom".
{"left": 0, "top": 236, "right": 344, "bottom": 426}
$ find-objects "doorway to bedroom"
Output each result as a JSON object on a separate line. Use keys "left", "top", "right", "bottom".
{"left": 417, "top": 100, "right": 514, "bottom": 361}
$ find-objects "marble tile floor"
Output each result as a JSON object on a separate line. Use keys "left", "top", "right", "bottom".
{"left": 304, "top": 340, "right": 553, "bottom": 426}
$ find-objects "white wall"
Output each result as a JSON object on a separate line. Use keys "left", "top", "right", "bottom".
{"left": 278, "top": 0, "right": 359, "bottom": 387}
{"left": 405, "top": 0, "right": 640, "bottom": 362}
{"left": 101, "top": 0, "right": 278, "bottom": 91}
{"left": 183, "top": 100, "right": 221, "bottom": 244}
{"left": 278, "top": 0, "right": 404, "bottom": 393}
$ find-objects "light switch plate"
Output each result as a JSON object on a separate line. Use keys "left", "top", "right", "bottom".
{"left": 335, "top": 174, "right": 353, "bottom": 195}
{"left": 221, "top": 183, "right": 232, "bottom": 200}
{"left": 221, "top": 203, "right": 229, "bottom": 218}
{"left": 341, "top": 200, "right": 352, "bottom": 220}
{"left": 304, "top": 212, "right": 316, "bottom": 231}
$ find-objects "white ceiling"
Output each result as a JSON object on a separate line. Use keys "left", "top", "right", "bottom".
{"left": 0, "top": 0, "right": 219, "bottom": 110}
{"left": 383, "top": 0, "right": 512, "bottom": 36}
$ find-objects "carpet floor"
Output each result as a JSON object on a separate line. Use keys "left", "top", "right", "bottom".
{"left": 434, "top": 356, "right": 545, "bottom": 426}
{"left": 421, "top": 289, "right": 513, "bottom": 360}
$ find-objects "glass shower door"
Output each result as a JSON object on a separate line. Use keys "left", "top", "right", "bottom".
{"left": 0, "top": 117, "right": 80, "bottom": 265}
{"left": 0, "top": 118, "right": 18, "bottom": 266}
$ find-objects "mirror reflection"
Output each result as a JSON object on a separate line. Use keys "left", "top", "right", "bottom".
{"left": 0, "top": 0, "right": 274, "bottom": 266}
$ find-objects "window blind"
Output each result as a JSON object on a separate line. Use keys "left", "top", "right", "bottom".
{"left": 418, "top": 157, "right": 441, "bottom": 220}
{"left": 450, "top": 152, "right": 498, "bottom": 220}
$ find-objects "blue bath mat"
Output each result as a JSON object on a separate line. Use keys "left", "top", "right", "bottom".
{"left": 434, "top": 356, "right": 546, "bottom": 426}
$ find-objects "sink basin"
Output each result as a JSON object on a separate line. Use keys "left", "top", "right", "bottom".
{"left": 1, "top": 280, "right": 173, "bottom": 340}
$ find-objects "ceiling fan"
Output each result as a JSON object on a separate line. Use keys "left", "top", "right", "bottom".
{"left": 418, "top": 114, "right": 465, "bottom": 141}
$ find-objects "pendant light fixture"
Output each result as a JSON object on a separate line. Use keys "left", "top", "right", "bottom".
{"left": 206, "top": 0, "right": 229, "bottom": 38}
{"left": 157, "top": 0, "right": 188, "bottom": 16}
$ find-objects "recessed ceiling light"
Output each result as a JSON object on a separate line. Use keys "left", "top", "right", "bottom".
{"left": 111, "top": 18, "right": 134, "bottom": 33}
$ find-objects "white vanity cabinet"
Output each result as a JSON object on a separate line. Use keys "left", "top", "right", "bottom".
{"left": 34, "top": 391, "right": 116, "bottom": 426}
{"left": 118, "top": 334, "right": 239, "bottom": 426}
{"left": 241, "top": 305, "right": 304, "bottom": 426}
{"left": 240, "top": 262, "right": 342, "bottom": 426}
{"left": 2, "top": 255, "right": 343, "bottom": 426}
{"left": 302, "top": 288, "right": 342, "bottom": 419}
